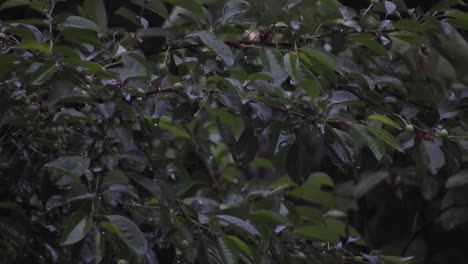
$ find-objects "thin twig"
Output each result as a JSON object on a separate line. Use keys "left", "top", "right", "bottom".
{"left": 133, "top": 0, "right": 149, "bottom": 48}
{"left": 400, "top": 202, "right": 468, "bottom": 256}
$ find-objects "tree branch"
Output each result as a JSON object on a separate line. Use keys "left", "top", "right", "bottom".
{"left": 154, "top": 28, "right": 401, "bottom": 53}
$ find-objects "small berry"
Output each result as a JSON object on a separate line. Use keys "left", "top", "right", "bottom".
{"left": 405, "top": 124, "right": 414, "bottom": 133}
{"left": 439, "top": 129, "right": 448, "bottom": 137}
{"left": 180, "top": 240, "right": 189, "bottom": 248}
{"left": 173, "top": 82, "right": 183, "bottom": 89}
{"left": 158, "top": 63, "right": 167, "bottom": 71}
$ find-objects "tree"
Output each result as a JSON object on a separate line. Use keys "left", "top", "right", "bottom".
{"left": 1, "top": 0, "right": 468, "bottom": 263}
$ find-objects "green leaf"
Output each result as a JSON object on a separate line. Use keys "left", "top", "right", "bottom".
{"left": 97, "top": 102, "right": 116, "bottom": 118}
{"left": 247, "top": 72, "right": 274, "bottom": 81}
{"left": 46, "top": 193, "right": 93, "bottom": 211}
{"left": 61, "top": 28, "right": 101, "bottom": 46}
{"left": 132, "top": 0, "right": 169, "bottom": 19}
{"left": 53, "top": 109, "right": 89, "bottom": 122}
{"left": 44, "top": 156, "right": 91, "bottom": 182}
{"left": 216, "top": 215, "right": 260, "bottom": 236}
{"left": 105, "top": 215, "right": 148, "bottom": 257}
{"left": 157, "top": 117, "right": 190, "bottom": 139}
{"left": 350, "top": 34, "right": 388, "bottom": 56}
{"left": 30, "top": 60, "right": 58, "bottom": 86}
{"left": 389, "top": 32, "right": 424, "bottom": 44}
{"left": 114, "top": 7, "right": 138, "bottom": 24}
{"left": 295, "top": 219, "right": 360, "bottom": 243}
{"left": 261, "top": 49, "right": 288, "bottom": 85}
{"left": 447, "top": 10, "right": 468, "bottom": 30}
{"left": 329, "top": 90, "right": 358, "bottom": 104}
{"left": 250, "top": 158, "right": 273, "bottom": 168}
{"left": 188, "top": 31, "right": 234, "bottom": 67}
{"left": 62, "top": 58, "right": 114, "bottom": 78}
{"left": 420, "top": 140, "right": 445, "bottom": 175}
{"left": 217, "top": 237, "right": 236, "bottom": 264}
{"left": 217, "top": 118, "right": 238, "bottom": 153}
{"left": 223, "top": 1, "right": 249, "bottom": 23}
{"left": 234, "top": 127, "right": 258, "bottom": 165}
{"left": 289, "top": 172, "right": 335, "bottom": 208}
{"left": 296, "top": 206, "right": 325, "bottom": 223}
{"left": 326, "top": 127, "right": 358, "bottom": 166}
{"left": 440, "top": 206, "right": 468, "bottom": 230}
{"left": 6, "top": 24, "right": 43, "bottom": 42}
{"left": 384, "top": 0, "right": 396, "bottom": 15}
{"left": 446, "top": 170, "right": 468, "bottom": 188}
{"left": 0, "top": 0, "right": 28, "bottom": 10}
{"left": 283, "top": 52, "right": 300, "bottom": 81}
{"left": 225, "top": 236, "right": 253, "bottom": 261}
{"left": 354, "top": 171, "right": 389, "bottom": 198}
{"left": 393, "top": 19, "right": 421, "bottom": 32}
{"left": 94, "top": 227, "right": 105, "bottom": 264}
{"left": 379, "top": 256, "right": 414, "bottom": 264}
{"left": 301, "top": 47, "right": 339, "bottom": 72}
{"left": 319, "top": 0, "right": 340, "bottom": 16}
{"left": 286, "top": 140, "right": 312, "bottom": 184}
{"left": 351, "top": 124, "right": 385, "bottom": 161}
{"left": 137, "top": 27, "right": 169, "bottom": 38}
{"left": 83, "top": 0, "right": 107, "bottom": 29}
{"left": 15, "top": 41, "right": 50, "bottom": 54}
{"left": 126, "top": 172, "right": 176, "bottom": 206}
{"left": 162, "top": 0, "right": 203, "bottom": 17}
{"left": 367, "top": 126, "right": 403, "bottom": 152}
{"left": 60, "top": 214, "right": 92, "bottom": 246}
{"left": 367, "top": 114, "right": 402, "bottom": 130}
{"left": 102, "top": 170, "right": 128, "bottom": 186}
{"left": 299, "top": 78, "right": 321, "bottom": 99}
{"left": 46, "top": 80, "right": 74, "bottom": 107}
{"left": 62, "top": 16, "right": 100, "bottom": 32}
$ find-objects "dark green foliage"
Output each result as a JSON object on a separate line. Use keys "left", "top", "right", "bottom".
{"left": 1, "top": 0, "right": 468, "bottom": 263}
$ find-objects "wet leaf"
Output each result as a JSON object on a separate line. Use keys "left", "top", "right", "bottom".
{"left": 44, "top": 156, "right": 91, "bottom": 182}
{"left": 105, "top": 215, "right": 148, "bottom": 257}
{"left": 60, "top": 214, "right": 92, "bottom": 246}
{"left": 367, "top": 114, "right": 402, "bottom": 130}
{"left": 216, "top": 215, "right": 260, "bottom": 236}
{"left": 354, "top": 171, "right": 389, "bottom": 198}
{"left": 188, "top": 31, "right": 234, "bottom": 67}
{"left": 446, "top": 169, "right": 468, "bottom": 188}
{"left": 420, "top": 141, "right": 445, "bottom": 175}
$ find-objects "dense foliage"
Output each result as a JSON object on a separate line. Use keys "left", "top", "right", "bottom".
{"left": 1, "top": 0, "right": 468, "bottom": 263}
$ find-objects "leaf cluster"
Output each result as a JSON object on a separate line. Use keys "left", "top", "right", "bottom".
{"left": 1, "top": 0, "right": 468, "bottom": 263}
